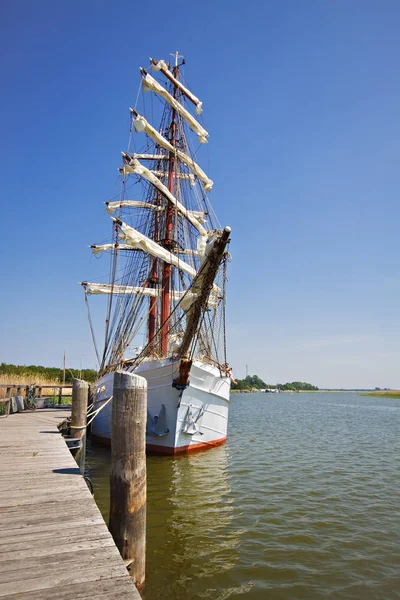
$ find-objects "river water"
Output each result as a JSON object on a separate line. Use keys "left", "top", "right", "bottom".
{"left": 86, "top": 392, "right": 400, "bottom": 599}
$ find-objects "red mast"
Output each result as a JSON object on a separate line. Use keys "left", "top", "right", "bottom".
{"left": 148, "top": 207, "right": 158, "bottom": 347}
{"left": 160, "top": 54, "right": 180, "bottom": 355}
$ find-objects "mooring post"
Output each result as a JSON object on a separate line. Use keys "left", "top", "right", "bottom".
{"left": 71, "top": 379, "right": 89, "bottom": 474}
{"left": 58, "top": 386, "right": 62, "bottom": 405}
{"left": 109, "top": 371, "right": 147, "bottom": 589}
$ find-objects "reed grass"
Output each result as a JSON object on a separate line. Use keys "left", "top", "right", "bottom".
{"left": 0, "top": 374, "right": 65, "bottom": 399}
{"left": 362, "top": 390, "right": 400, "bottom": 399}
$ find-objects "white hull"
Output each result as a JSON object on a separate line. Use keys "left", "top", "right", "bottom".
{"left": 91, "top": 358, "right": 231, "bottom": 454}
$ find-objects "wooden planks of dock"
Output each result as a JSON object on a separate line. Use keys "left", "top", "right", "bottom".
{"left": 0, "top": 408, "right": 141, "bottom": 599}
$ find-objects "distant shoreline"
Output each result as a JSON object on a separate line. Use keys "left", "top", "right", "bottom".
{"left": 231, "top": 389, "right": 400, "bottom": 398}
{"left": 361, "top": 390, "right": 400, "bottom": 399}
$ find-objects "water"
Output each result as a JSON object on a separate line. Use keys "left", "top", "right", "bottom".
{"left": 86, "top": 392, "right": 400, "bottom": 599}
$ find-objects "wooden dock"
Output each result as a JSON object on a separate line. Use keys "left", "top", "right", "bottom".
{"left": 0, "top": 408, "right": 141, "bottom": 599}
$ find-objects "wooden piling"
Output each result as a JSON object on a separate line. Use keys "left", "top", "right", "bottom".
{"left": 109, "top": 371, "right": 147, "bottom": 589}
{"left": 71, "top": 379, "right": 89, "bottom": 475}
{"left": 71, "top": 379, "right": 89, "bottom": 439}
{"left": 58, "top": 386, "right": 63, "bottom": 405}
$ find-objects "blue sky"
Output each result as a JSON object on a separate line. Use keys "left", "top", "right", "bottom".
{"left": 1, "top": 0, "right": 399, "bottom": 388}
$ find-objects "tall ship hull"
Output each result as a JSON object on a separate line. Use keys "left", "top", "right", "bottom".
{"left": 91, "top": 359, "right": 230, "bottom": 454}
{"left": 82, "top": 52, "right": 233, "bottom": 454}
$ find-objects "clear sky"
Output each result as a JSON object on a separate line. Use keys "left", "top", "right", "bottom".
{"left": 1, "top": 0, "right": 399, "bottom": 388}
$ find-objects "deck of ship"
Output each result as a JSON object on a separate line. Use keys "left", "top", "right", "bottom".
{"left": 0, "top": 408, "right": 141, "bottom": 599}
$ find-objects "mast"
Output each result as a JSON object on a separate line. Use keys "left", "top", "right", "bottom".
{"left": 148, "top": 188, "right": 161, "bottom": 348}
{"left": 178, "top": 227, "right": 231, "bottom": 359}
{"left": 148, "top": 226, "right": 158, "bottom": 347}
{"left": 160, "top": 52, "right": 181, "bottom": 355}
{"left": 85, "top": 53, "right": 231, "bottom": 374}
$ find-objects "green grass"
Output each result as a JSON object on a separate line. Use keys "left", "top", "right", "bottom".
{"left": 0, "top": 402, "right": 9, "bottom": 416}
{"left": 47, "top": 395, "right": 72, "bottom": 405}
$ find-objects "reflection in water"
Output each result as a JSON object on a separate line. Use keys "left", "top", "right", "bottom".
{"left": 86, "top": 441, "right": 239, "bottom": 600}
{"left": 86, "top": 393, "right": 400, "bottom": 600}
{"left": 146, "top": 448, "right": 239, "bottom": 599}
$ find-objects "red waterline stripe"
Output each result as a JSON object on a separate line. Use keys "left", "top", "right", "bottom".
{"left": 147, "top": 436, "right": 227, "bottom": 455}
{"left": 90, "top": 433, "right": 227, "bottom": 455}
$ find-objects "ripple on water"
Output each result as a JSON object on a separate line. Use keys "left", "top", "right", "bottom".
{"left": 86, "top": 392, "right": 400, "bottom": 599}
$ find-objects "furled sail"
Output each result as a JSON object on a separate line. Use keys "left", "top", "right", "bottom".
{"left": 131, "top": 112, "right": 213, "bottom": 191}
{"left": 81, "top": 282, "right": 218, "bottom": 308}
{"left": 105, "top": 200, "right": 163, "bottom": 214}
{"left": 188, "top": 211, "right": 207, "bottom": 223}
{"left": 141, "top": 71, "right": 209, "bottom": 144}
{"left": 121, "top": 157, "right": 207, "bottom": 235}
{"left": 150, "top": 171, "right": 196, "bottom": 185}
{"left": 114, "top": 218, "right": 197, "bottom": 277}
{"left": 82, "top": 283, "right": 159, "bottom": 296}
{"left": 90, "top": 243, "right": 134, "bottom": 254}
{"left": 150, "top": 58, "right": 203, "bottom": 115}
{"left": 133, "top": 153, "right": 168, "bottom": 161}
{"left": 90, "top": 243, "right": 199, "bottom": 256}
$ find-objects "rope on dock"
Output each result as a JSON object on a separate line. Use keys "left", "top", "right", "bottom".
{"left": 70, "top": 395, "right": 113, "bottom": 429}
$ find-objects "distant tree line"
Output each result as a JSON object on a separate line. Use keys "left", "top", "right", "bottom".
{"left": 276, "top": 381, "right": 318, "bottom": 391}
{"left": 0, "top": 362, "right": 98, "bottom": 384}
{"left": 231, "top": 375, "right": 318, "bottom": 392}
{"left": 232, "top": 375, "right": 267, "bottom": 390}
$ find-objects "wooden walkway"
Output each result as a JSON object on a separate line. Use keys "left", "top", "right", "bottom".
{"left": 0, "top": 409, "right": 141, "bottom": 599}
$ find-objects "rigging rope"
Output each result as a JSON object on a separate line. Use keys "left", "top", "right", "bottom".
{"left": 70, "top": 395, "right": 113, "bottom": 430}
{"left": 84, "top": 294, "right": 100, "bottom": 368}
{"left": 89, "top": 63, "right": 228, "bottom": 375}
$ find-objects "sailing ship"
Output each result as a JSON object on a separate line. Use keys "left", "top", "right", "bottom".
{"left": 81, "top": 53, "right": 232, "bottom": 454}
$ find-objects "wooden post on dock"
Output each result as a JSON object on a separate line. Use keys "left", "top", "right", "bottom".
{"left": 109, "top": 371, "right": 147, "bottom": 589}
{"left": 71, "top": 379, "right": 88, "bottom": 439}
{"left": 71, "top": 379, "right": 89, "bottom": 474}
{"left": 58, "top": 386, "right": 62, "bottom": 405}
